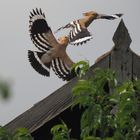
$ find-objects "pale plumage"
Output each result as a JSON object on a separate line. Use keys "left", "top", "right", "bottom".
{"left": 55, "top": 11, "right": 123, "bottom": 45}
{"left": 28, "top": 8, "right": 77, "bottom": 81}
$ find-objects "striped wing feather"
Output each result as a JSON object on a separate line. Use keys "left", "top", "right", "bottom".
{"left": 29, "top": 8, "right": 59, "bottom": 51}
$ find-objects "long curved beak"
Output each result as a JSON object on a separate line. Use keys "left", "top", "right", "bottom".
{"left": 96, "top": 13, "right": 123, "bottom": 20}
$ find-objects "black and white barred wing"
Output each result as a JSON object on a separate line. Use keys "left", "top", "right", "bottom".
{"left": 52, "top": 58, "right": 77, "bottom": 81}
{"left": 55, "top": 20, "right": 92, "bottom": 46}
{"left": 69, "top": 26, "right": 92, "bottom": 46}
{"left": 29, "top": 8, "right": 59, "bottom": 51}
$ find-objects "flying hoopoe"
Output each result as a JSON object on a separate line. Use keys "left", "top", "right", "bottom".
{"left": 28, "top": 8, "right": 78, "bottom": 81}
{"left": 55, "top": 11, "right": 123, "bottom": 45}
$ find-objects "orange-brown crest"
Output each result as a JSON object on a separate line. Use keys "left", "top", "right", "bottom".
{"left": 83, "top": 11, "right": 98, "bottom": 17}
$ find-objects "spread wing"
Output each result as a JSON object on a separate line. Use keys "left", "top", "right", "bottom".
{"left": 55, "top": 20, "right": 92, "bottom": 46}
{"left": 29, "top": 8, "right": 59, "bottom": 52}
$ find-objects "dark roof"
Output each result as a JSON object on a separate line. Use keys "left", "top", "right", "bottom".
{"left": 5, "top": 19, "right": 140, "bottom": 133}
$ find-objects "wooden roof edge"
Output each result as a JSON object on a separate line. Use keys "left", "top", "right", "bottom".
{"left": 4, "top": 76, "right": 77, "bottom": 133}
{"left": 29, "top": 101, "right": 72, "bottom": 133}
{"left": 130, "top": 48, "right": 140, "bottom": 58}
{"left": 95, "top": 50, "right": 111, "bottom": 63}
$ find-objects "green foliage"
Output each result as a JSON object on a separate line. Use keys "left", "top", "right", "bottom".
{"left": 72, "top": 68, "right": 140, "bottom": 139}
{"left": 72, "top": 68, "right": 117, "bottom": 139}
{"left": 51, "top": 121, "right": 71, "bottom": 140}
{"left": 0, "top": 126, "right": 11, "bottom": 140}
{"left": 72, "top": 68, "right": 116, "bottom": 108}
{"left": 51, "top": 65, "right": 140, "bottom": 140}
{"left": 13, "top": 128, "right": 33, "bottom": 140}
{"left": 111, "top": 80, "right": 140, "bottom": 140}
{"left": 0, "top": 127, "right": 33, "bottom": 140}
{"left": 72, "top": 60, "right": 90, "bottom": 78}
{"left": 0, "top": 80, "right": 10, "bottom": 100}
{"left": 83, "top": 136, "right": 101, "bottom": 140}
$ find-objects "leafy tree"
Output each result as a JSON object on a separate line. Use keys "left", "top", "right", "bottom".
{"left": 0, "top": 80, "right": 10, "bottom": 100}
{"left": 72, "top": 68, "right": 117, "bottom": 139}
{"left": 0, "top": 127, "right": 33, "bottom": 140}
{"left": 0, "top": 126, "right": 11, "bottom": 140}
{"left": 72, "top": 60, "right": 90, "bottom": 78}
{"left": 51, "top": 61, "right": 140, "bottom": 140}
{"left": 51, "top": 121, "right": 71, "bottom": 140}
{"left": 12, "top": 128, "right": 34, "bottom": 140}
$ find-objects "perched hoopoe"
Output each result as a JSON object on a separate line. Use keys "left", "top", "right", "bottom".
{"left": 55, "top": 11, "right": 123, "bottom": 45}
{"left": 28, "top": 8, "right": 78, "bottom": 81}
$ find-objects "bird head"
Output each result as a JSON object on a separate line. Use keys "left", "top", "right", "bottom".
{"left": 58, "top": 36, "right": 69, "bottom": 46}
{"left": 83, "top": 11, "right": 98, "bottom": 18}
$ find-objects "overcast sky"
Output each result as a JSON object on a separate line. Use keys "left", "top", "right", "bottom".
{"left": 0, "top": 0, "right": 140, "bottom": 125}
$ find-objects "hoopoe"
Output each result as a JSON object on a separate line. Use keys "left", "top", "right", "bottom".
{"left": 28, "top": 8, "right": 78, "bottom": 81}
{"left": 55, "top": 11, "right": 123, "bottom": 45}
